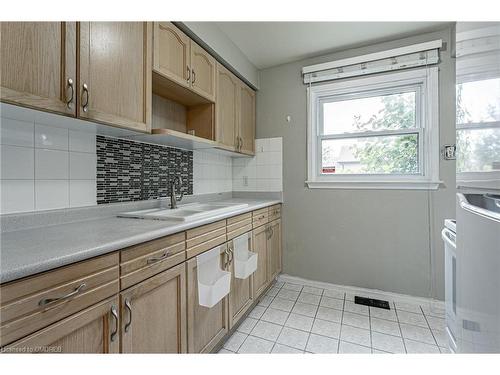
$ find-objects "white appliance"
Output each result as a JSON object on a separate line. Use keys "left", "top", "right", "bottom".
{"left": 442, "top": 219, "right": 458, "bottom": 353}
{"left": 455, "top": 194, "right": 500, "bottom": 353}
{"left": 448, "top": 22, "right": 500, "bottom": 353}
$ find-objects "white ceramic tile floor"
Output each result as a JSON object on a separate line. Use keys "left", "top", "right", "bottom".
{"left": 219, "top": 279, "right": 447, "bottom": 354}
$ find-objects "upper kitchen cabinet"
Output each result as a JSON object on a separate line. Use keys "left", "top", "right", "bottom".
{"left": 0, "top": 22, "right": 77, "bottom": 116}
{"left": 190, "top": 41, "right": 216, "bottom": 102}
{"left": 150, "top": 22, "right": 216, "bottom": 147}
{"left": 215, "top": 63, "right": 256, "bottom": 155}
{"left": 78, "top": 22, "right": 152, "bottom": 132}
{"left": 153, "top": 22, "right": 190, "bottom": 89}
{"left": 153, "top": 22, "right": 216, "bottom": 103}
{"left": 215, "top": 63, "right": 239, "bottom": 151}
{"left": 238, "top": 81, "right": 256, "bottom": 155}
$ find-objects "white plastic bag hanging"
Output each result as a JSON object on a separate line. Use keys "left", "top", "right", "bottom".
{"left": 196, "top": 245, "right": 231, "bottom": 308}
{"left": 233, "top": 233, "right": 258, "bottom": 279}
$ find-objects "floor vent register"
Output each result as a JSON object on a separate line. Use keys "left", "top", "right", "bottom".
{"left": 354, "top": 296, "right": 391, "bottom": 310}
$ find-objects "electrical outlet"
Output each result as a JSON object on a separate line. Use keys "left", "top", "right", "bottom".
{"left": 443, "top": 145, "right": 456, "bottom": 160}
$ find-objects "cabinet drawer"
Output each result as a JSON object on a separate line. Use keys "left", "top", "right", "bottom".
{"left": 186, "top": 220, "right": 226, "bottom": 259}
{"left": 268, "top": 204, "right": 281, "bottom": 222}
{"left": 0, "top": 253, "right": 119, "bottom": 346}
{"left": 252, "top": 208, "right": 269, "bottom": 228}
{"left": 120, "top": 232, "right": 186, "bottom": 289}
{"left": 227, "top": 212, "right": 252, "bottom": 241}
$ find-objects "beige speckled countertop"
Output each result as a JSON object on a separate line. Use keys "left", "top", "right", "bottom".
{"left": 0, "top": 198, "right": 281, "bottom": 284}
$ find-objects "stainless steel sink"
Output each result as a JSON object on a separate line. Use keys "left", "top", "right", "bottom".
{"left": 118, "top": 202, "right": 249, "bottom": 222}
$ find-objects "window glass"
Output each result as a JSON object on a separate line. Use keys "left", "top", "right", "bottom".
{"left": 321, "top": 134, "right": 419, "bottom": 175}
{"left": 322, "top": 91, "right": 416, "bottom": 135}
{"left": 457, "top": 128, "right": 500, "bottom": 172}
{"left": 457, "top": 78, "right": 500, "bottom": 125}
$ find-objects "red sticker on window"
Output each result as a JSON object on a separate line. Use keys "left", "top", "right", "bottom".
{"left": 322, "top": 167, "right": 336, "bottom": 174}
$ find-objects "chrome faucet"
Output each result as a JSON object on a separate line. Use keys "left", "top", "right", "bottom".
{"left": 169, "top": 176, "right": 184, "bottom": 209}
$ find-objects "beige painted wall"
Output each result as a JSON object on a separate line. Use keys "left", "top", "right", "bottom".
{"left": 256, "top": 27, "right": 456, "bottom": 299}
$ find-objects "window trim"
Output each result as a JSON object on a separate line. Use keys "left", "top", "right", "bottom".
{"left": 306, "top": 67, "right": 441, "bottom": 190}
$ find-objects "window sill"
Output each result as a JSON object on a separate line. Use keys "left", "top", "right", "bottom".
{"left": 305, "top": 180, "right": 443, "bottom": 190}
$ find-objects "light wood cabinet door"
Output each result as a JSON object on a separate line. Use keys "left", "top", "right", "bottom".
{"left": 120, "top": 263, "right": 187, "bottom": 353}
{"left": 227, "top": 236, "right": 254, "bottom": 328}
{"left": 268, "top": 219, "right": 282, "bottom": 282}
{"left": 0, "top": 22, "right": 77, "bottom": 116}
{"left": 153, "top": 22, "right": 190, "bottom": 89}
{"left": 4, "top": 297, "right": 119, "bottom": 353}
{"left": 252, "top": 225, "right": 270, "bottom": 298}
{"left": 186, "top": 246, "right": 229, "bottom": 353}
{"left": 78, "top": 22, "right": 152, "bottom": 132}
{"left": 190, "top": 41, "right": 216, "bottom": 102}
{"left": 215, "top": 63, "right": 238, "bottom": 151}
{"left": 238, "top": 81, "right": 256, "bottom": 155}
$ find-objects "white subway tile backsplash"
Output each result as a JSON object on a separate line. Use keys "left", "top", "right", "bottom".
{"left": 255, "top": 138, "right": 270, "bottom": 152}
{"left": 232, "top": 137, "right": 283, "bottom": 193}
{"left": 35, "top": 124, "right": 68, "bottom": 150}
{"left": 69, "top": 130, "right": 96, "bottom": 153}
{"left": 69, "top": 180, "right": 97, "bottom": 208}
{"left": 268, "top": 151, "right": 282, "bottom": 165}
{"left": 35, "top": 149, "right": 69, "bottom": 179}
{"left": 69, "top": 152, "right": 96, "bottom": 179}
{"left": 0, "top": 117, "right": 34, "bottom": 147}
{"left": 268, "top": 137, "right": 283, "bottom": 152}
{"left": 35, "top": 180, "right": 69, "bottom": 210}
{"left": 268, "top": 179, "right": 283, "bottom": 191}
{"left": 192, "top": 150, "right": 232, "bottom": 195}
{"left": 1, "top": 145, "right": 34, "bottom": 179}
{"left": 0, "top": 180, "right": 34, "bottom": 214}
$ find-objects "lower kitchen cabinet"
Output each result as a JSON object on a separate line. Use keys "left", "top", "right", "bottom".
{"left": 120, "top": 263, "right": 186, "bottom": 353}
{"left": 252, "top": 224, "right": 270, "bottom": 298}
{"left": 186, "top": 245, "right": 229, "bottom": 353}
{"left": 227, "top": 234, "right": 254, "bottom": 329}
{"left": 268, "top": 219, "right": 282, "bottom": 281}
{"left": 4, "top": 297, "right": 120, "bottom": 353}
{"left": 0, "top": 204, "right": 282, "bottom": 354}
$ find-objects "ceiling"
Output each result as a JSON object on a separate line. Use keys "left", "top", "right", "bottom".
{"left": 216, "top": 22, "right": 450, "bottom": 69}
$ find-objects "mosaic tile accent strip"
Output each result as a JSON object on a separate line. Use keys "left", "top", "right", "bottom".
{"left": 96, "top": 135, "right": 193, "bottom": 204}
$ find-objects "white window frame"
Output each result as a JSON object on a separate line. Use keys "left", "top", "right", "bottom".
{"left": 456, "top": 58, "right": 500, "bottom": 189}
{"left": 306, "top": 67, "right": 441, "bottom": 190}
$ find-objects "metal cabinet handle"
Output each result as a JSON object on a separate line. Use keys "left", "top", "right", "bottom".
{"left": 146, "top": 251, "right": 170, "bottom": 264}
{"left": 192, "top": 69, "right": 196, "bottom": 84}
{"left": 110, "top": 305, "right": 118, "bottom": 342}
{"left": 228, "top": 243, "right": 234, "bottom": 264}
{"left": 186, "top": 66, "right": 191, "bottom": 83}
{"left": 223, "top": 247, "right": 230, "bottom": 268}
{"left": 82, "top": 83, "right": 89, "bottom": 112}
{"left": 66, "top": 78, "right": 74, "bottom": 109}
{"left": 38, "top": 283, "right": 86, "bottom": 307}
{"left": 266, "top": 226, "right": 272, "bottom": 239}
{"left": 124, "top": 298, "right": 132, "bottom": 333}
